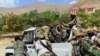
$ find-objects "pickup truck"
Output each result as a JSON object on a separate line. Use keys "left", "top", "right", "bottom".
{"left": 5, "top": 27, "right": 73, "bottom": 56}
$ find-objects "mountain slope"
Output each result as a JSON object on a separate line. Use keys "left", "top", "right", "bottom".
{"left": 0, "top": 4, "right": 72, "bottom": 15}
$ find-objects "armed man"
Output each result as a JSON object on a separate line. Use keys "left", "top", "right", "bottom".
{"left": 69, "top": 31, "right": 85, "bottom": 56}
{"left": 56, "top": 22, "right": 69, "bottom": 42}
{"left": 80, "top": 28, "right": 98, "bottom": 56}
{"left": 48, "top": 23, "right": 58, "bottom": 43}
{"left": 55, "top": 22, "right": 64, "bottom": 42}
{"left": 35, "top": 26, "right": 57, "bottom": 56}
{"left": 66, "top": 21, "right": 78, "bottom": 41}
{"left": 65, "top": 14, "right": 80, "bottom": 41}
{"left": 13, "top": 36, "right": 27, "bottom": 56}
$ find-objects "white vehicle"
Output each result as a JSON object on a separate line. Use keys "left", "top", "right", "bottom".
{"left": 5, "top": 27, "right": 73, "bottom": 56}
{"left": 5, "top": 27, "right": 37, "bottom": 56}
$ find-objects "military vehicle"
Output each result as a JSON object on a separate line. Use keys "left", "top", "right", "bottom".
{"left": 5, "top": 27, "right": 73, "bottom": 56}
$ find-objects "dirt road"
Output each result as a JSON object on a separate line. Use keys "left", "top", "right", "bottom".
{"left": 0, "top": 38, "right": 13, "bottom": 56}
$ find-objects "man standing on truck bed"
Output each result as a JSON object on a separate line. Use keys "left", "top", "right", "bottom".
{"left": 35, "top": 26, "right": 56, "bottom": 56}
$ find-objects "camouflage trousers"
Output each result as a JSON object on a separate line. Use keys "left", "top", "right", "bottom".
{"left": 41, "top": 52, "right": 54, "bottom": 56}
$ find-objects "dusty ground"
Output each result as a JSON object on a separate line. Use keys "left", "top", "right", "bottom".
{"left": 0, "top": 38, "right": 13, "bottom": 56}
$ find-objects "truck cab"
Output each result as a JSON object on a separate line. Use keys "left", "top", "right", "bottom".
{"left": 5, "top": 27, "right": 37, "bottom": 56}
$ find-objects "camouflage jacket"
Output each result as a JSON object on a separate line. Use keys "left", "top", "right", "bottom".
{"left": 89, "top": 46, "right": 100, "bottom": 56}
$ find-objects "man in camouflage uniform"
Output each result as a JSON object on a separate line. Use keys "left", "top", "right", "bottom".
{"left": 35, "top": 27, "right": 55, "bottom": 56}
{"left": 55, "top": 23, "right": 64, "bottom": 42}
{"left": 80, "top": 29, "right": 98, "bottom": 56}
{"left": 69, "top": 32, "right": 85, "bottom": 56}
{"left": 13, "top": 36, "right": 27, "bottom": 56}
{"left": 48, "top": 24, "right": 58, "bottom": 42}
{"left": 89, "top": 38, "right": 100, "bottom": 56}
{"left": 57, "top": 22, "right": 68, "bottom": 42}
{"left": 41, "top": 26, "right": 50, "bottom": 40}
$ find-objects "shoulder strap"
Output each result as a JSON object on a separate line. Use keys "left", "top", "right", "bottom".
{"left": 39, "top": 40, "right": 57, "bottom": 56}
{"left": 50, "top": 29, "right": 58, "bottom": 42}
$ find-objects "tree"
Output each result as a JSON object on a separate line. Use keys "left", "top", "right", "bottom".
{"left": 77, "top": 9, "right": 91, "bottom": 28}
{"left": 92, "top": 9, "right": 100, "bottom": 18}
{"left": 0, "top": 17, "right": 4, "bottom": 28}
{"left": 39, "top": 11, "right": 60, "bottom": 26}
{"left": 60, "top": 12, "right": 70, "bottom": 23}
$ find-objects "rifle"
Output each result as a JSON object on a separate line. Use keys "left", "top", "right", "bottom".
{"left": 39, "top": 40, "right": 57, "bottom": 56}
{"left": 50, "top": 29, "right": 59, "bottom": 42}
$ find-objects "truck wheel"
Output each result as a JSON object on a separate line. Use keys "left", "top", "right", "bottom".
{"left": 5, "top": 53, "right": 13, "bottom": 56}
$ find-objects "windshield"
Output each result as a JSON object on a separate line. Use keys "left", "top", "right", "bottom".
{"left": 23, "top": 31, "right": 34, "bottom": 44}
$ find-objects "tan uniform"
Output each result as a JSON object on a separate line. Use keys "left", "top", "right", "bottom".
{"left": 35, "top": 27, "right": 52, "bottom": 56}
{"left": 41, "top": 26, "right": 50, "bottom": 40}
{"left": 36, "top": 27, "right": 45, "bottom": 38}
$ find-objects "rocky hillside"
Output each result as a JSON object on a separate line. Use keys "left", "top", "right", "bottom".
{"left": 0, "top": 3, "right": 72, "bottom": 15}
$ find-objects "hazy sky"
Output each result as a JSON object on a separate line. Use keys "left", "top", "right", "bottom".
{"left": 0, "top": 0, "right": 78, "bottom": 8}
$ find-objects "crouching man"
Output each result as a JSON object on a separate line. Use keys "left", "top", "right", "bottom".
{"left": 13, "top": 36, "right": 27, "bottom": 56}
